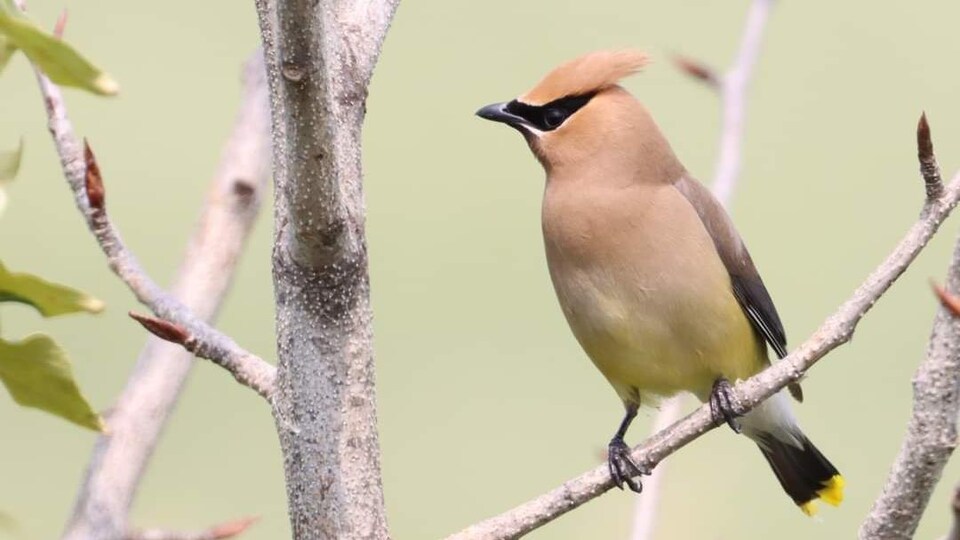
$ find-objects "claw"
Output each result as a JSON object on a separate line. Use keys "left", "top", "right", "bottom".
{"left": 709, "top": 377, "right": 742, "bottom": 433}
{"left": 607, "top": 439, "right": 649, "bottom": 493}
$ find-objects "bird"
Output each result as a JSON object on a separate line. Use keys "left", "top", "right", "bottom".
{"left": 475, "top": 49, "right": 843, "bottom": 515}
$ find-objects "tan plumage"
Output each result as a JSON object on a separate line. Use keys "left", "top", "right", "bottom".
{"left": 477, "top": 49, "right": 843, "bottom": 515}
{"left": 543, "top": 176, "right": 762, "bottom": 404}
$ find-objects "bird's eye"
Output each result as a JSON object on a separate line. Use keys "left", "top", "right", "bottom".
{"left": 543, "top": 108, "right": 567, "bottom": 129}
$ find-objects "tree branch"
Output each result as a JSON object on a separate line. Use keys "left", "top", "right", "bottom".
{"left": 60, "top": 53, "right": 275, "bottom": 540}
{"left": 126, "top": 312, "right": 272, "bottom": 396}
{"left": 253, "top": 0, "right": 398, "bottom": 537}
{"left": 860, "top": 119, "right": 960, "bottom": 540}
{"left": 447, "top": 116, "right": 960, "bottom": 539}
{"left": 33, "top": 58, "right": 275, "bottom": 404}
{"left": 632, "top": 2, "right": 775, "bottom": 537}
{"left": 711, "top": 0, "right": 772, "bottom": 204}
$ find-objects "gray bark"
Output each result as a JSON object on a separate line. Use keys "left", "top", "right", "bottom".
{"left": 859, "top": 244, "right": 960, "bottom": 539}
{"left": 858, "top": 115, "right": 960, "bottom": 540}
{"left": 252, "top": 0, "right": 398, "bottom": 537}
{"left": 857, "top": 236, "right": 960, "bottom": 538}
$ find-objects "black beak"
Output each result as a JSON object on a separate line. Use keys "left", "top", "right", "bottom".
{"left": 476, "top": 101, "right": 525, "bottom": 127}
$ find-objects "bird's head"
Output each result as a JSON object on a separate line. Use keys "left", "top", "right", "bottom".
{"left": 477, "top": 49, "right": 669, "bottom": 177}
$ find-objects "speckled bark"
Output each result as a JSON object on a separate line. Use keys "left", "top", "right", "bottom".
{"left": 859, "top": 235, "right": 960, "bottom": 539}
{"left": 253, "top": 0, "right": 398, "bottom": 538}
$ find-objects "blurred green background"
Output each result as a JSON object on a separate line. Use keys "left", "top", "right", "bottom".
{"left": 3, "top": 0, "right": 960, "bottom": 538}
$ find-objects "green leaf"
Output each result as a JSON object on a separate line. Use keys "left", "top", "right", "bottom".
{"left": 0, "top": 7, "right": 118, "bottom": 96}
{"left": 0, "top": 333, "right": 104, "bottom": 431}
{"left": 0, "top": 261, "right": 104, "bottom": 316}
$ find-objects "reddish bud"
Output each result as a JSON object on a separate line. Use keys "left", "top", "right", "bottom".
{"left": 918, "top": 112, "right": 934, "bottom": 163}
{"left": 932, "top": 282, "right": 960, "bottom": 317}
{"left": 83, "top": 139, "right": 105, "bottom": 210}
{"left": 53, "top": 9, "right": 67, "bottom": 38}
{"left": 916, "top": 113, "right": 942, "bottom": 199}
{"left": 128, "top": 312, "right": 190, "bottom": 345}
{"left": 672, "top": 55, "right": 719, "bottom": 87}
{"left": 209, "top": 516, "right": 259, "bottom": 539}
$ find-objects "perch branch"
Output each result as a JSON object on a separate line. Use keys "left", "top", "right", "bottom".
{"left": 58, "top": 53, "right": 275, "bottom": 540}
{"left": 860, "top": 117, "right": 960, "bottom": 539}
{"left": 447, "top": 115, "right": 960, "bottom": 539}
{"left": 633, "top": 2, "right": 775, "bottom": 537}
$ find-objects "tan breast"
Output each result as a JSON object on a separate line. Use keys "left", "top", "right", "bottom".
{"left": 541, "top": 180, "right": 763, "bottom": 403}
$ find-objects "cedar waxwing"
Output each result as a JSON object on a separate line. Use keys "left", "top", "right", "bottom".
{"left": 476, "top": 50, "right": 843, "bottom": 515}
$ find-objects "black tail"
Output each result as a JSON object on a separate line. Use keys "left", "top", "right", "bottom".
{"left": 756, "top": 433, "right": 844, "bottom": 515}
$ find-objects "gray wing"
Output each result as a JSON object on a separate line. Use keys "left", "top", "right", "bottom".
{"left": 674, "top": 176, "right": 801, "bottom": 400}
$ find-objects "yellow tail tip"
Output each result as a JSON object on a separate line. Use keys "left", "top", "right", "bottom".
{"left": 799, "top": 475, "right": 845, "bottom": 516}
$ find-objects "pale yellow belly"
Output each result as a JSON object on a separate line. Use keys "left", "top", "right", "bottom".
{"left": 551, "top": 262, "right": 763, "bottom": 405}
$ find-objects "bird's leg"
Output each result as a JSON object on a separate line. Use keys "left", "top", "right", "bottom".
{"left": 709, "top": 377, "right": 742, "bottom": 433}
{"left": 607, "top": 402, "right": 649, "bottom": 493}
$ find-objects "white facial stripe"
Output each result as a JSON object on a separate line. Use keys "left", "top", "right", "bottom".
{"left": 519, "top": 124, "right": 544, "bottom": 137}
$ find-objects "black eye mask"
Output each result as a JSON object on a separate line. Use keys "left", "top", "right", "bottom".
{"left": 504, "top": 92, "right": 597, "bottom": 132}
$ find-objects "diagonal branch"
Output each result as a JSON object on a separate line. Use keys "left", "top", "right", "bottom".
{"left": 447, "top": 115, "right": 960, "bottom": 539}
{"left": 632, "top": 2, "right": 775, "bottom": 538}
{"left": 128, "top": 312, "right": 270, "bottom": 391}
{"left": 33, "top": 61, "right": 275, "bottom": 402}
{"left": 60, "top": 53, "right": 275, "bottom": 540}
{"left": 859, "top": 117, "right": 960, "bottom": 539}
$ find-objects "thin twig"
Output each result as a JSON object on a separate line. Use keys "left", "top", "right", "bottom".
{"left": 59, "top": 53, "right": 275, "bottom": 540}
{"left": 128, "top": 312, "right": 269, "bottom": 383}
{"left": 859, "top": 116, "right": 960, "bottom": 539}
{"left": 710, "top": 0, "right": 773, "bottom": 204}
{"left": 126, "top": 516, "right": 258, "bottom": 540}
{"left": 633, "top": 2, "right": 775, "bottom": 537}
{"left": 447, "top": 115, "right": 959, "bottom": 539}
{"left": 31, "top": 61, "right": 275, "bottom": 401}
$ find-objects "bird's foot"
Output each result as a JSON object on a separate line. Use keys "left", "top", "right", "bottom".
{"left": 709, "top": 377, "right": 742, "bottom": 433}
{"left": 607, "top": 438, "right": 649, "bottom": 493}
